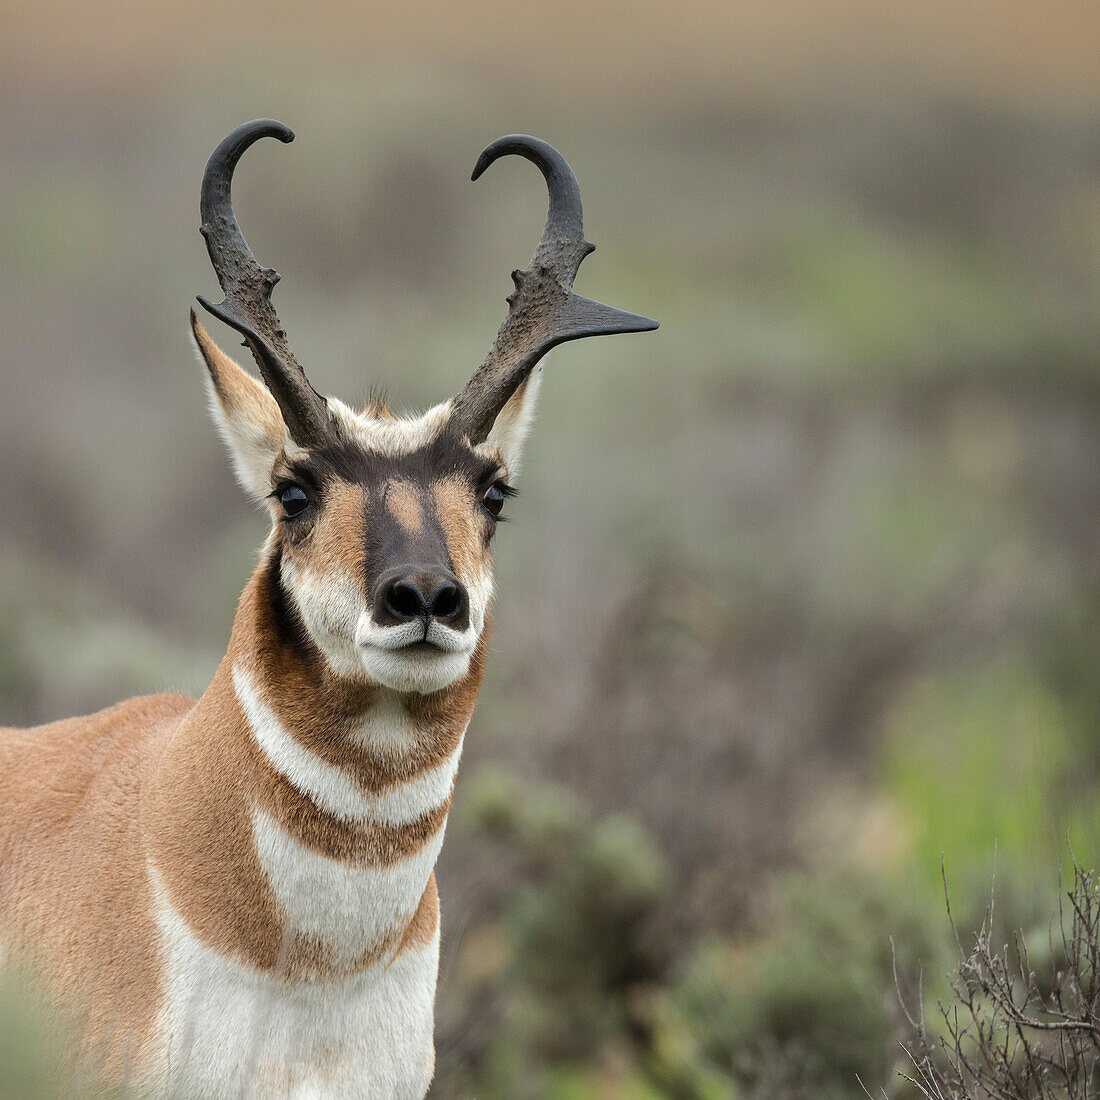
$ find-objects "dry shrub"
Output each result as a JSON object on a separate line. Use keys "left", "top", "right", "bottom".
{"left": 902, "top": 860, "right": 1100, "bottom": 1099}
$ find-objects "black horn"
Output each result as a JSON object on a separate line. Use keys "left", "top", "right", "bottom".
{"left": 450, "top": 135, "right": 658, "bottom": 445}
{"left": 197, "top": 119, "right": 334, "bottom": 448}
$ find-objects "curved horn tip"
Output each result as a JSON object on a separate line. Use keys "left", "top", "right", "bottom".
{"left": 234, "top": 118, "right": 295, "bottom": 146}
{"left": 200, "top": 119, "right": 297, "bottom": 229}
{"left": 471, "top": 147, "right": 496, "bottom": 181}
{"left": 470, "top": 135, "right": 517, "bottom": 181}
{"left": 471, "top": 133, "right": 561, "bottom": 182}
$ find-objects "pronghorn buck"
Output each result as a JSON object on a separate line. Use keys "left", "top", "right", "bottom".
{"left": 0, "top": 121, "right": 656, "bottom": 1096}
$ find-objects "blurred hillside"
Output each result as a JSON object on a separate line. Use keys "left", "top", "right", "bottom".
{"left": 3, "top": 0, "right": 1100, "bottom": 106}
{"left": 0, "top": 2, "right": 1099, "bottom": 1096}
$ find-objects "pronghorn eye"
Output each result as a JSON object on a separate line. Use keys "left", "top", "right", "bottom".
{"left": 278, "top": 485, "right": 311, "bottom": 519}
{"left": 482, "top": 483, "right": 507, "bottom": 518}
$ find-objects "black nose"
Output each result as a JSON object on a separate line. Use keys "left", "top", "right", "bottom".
{"left": 374, "top": 568, "right": 469, "bottom": 630}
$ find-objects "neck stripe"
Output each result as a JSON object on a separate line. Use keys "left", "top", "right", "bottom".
{"left": 233, "top": 664, "right": 463, "bottom": 826}
{"left": 251, "top": 807, "right": 446, "bottom": 967}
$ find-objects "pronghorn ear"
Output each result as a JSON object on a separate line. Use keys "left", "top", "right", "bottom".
{"left": 190, "top": 309, "right": 287, "bottom": 500}
{"left": 483, "top": 366, "right": 542, "bottom": 477}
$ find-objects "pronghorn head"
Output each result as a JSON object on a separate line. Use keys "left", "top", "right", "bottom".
{"left": 192, "top": 120, "right": 657, "bottom": 695}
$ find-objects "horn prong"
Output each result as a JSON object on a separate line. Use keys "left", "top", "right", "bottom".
{"left": 451, "top": 135, "right": 658, "bottom": 444}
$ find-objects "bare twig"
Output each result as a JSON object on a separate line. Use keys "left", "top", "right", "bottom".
{"left": 901, "top": 855, "right": 1100, "bottom": 1099}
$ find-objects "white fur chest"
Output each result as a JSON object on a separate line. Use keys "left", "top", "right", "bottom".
{"left": 147, "top": 875, "right": 439, "bottom": 1099}
{"left": 140, "top": 673, "right": 462, "bottom": 1098}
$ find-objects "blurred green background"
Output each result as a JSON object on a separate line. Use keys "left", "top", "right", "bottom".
{"left": 1, "top": 1, "right": 1098, "bottom": 1096}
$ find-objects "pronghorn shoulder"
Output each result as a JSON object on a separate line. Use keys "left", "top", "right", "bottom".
{"left": 0, "top": 693, "right": 196, "bottom": 808}
{"left": 0, "top": 692, "right": 196, "bottom": 750}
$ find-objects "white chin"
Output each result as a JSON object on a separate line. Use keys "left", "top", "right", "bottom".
{"left": 359, "top": 645, "right": 473, "bottom": 694}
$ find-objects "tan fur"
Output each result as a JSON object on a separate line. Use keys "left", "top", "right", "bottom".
{"left": 386, "top": 480, "right": 425, "bottom": 536}
{"left": 398, "top": 872, "right": 440, "bottom": 953}
{"left": 190, "top": 312, "right": 280, "bottom": 435}
{"left": 484, "top": 368, "right": 541, "bottom": 475}
{"left": 190, "top": 312, "right": 288, "bottom": 499}
{"left": 292, "top": 480, "right": 367, "bottom": 577}
{"left": 432, "top": 474, "right": 486, "bottom": 581}
{"left": 0, "top": 695, "right": 190, "bottom": 1075}
{"left": 361, "top": 395, "right": 392, "bottom": 420}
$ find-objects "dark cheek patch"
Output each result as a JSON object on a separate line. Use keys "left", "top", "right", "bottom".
{"left": 263, "top": 539, "right": 316, "bottom": 662}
